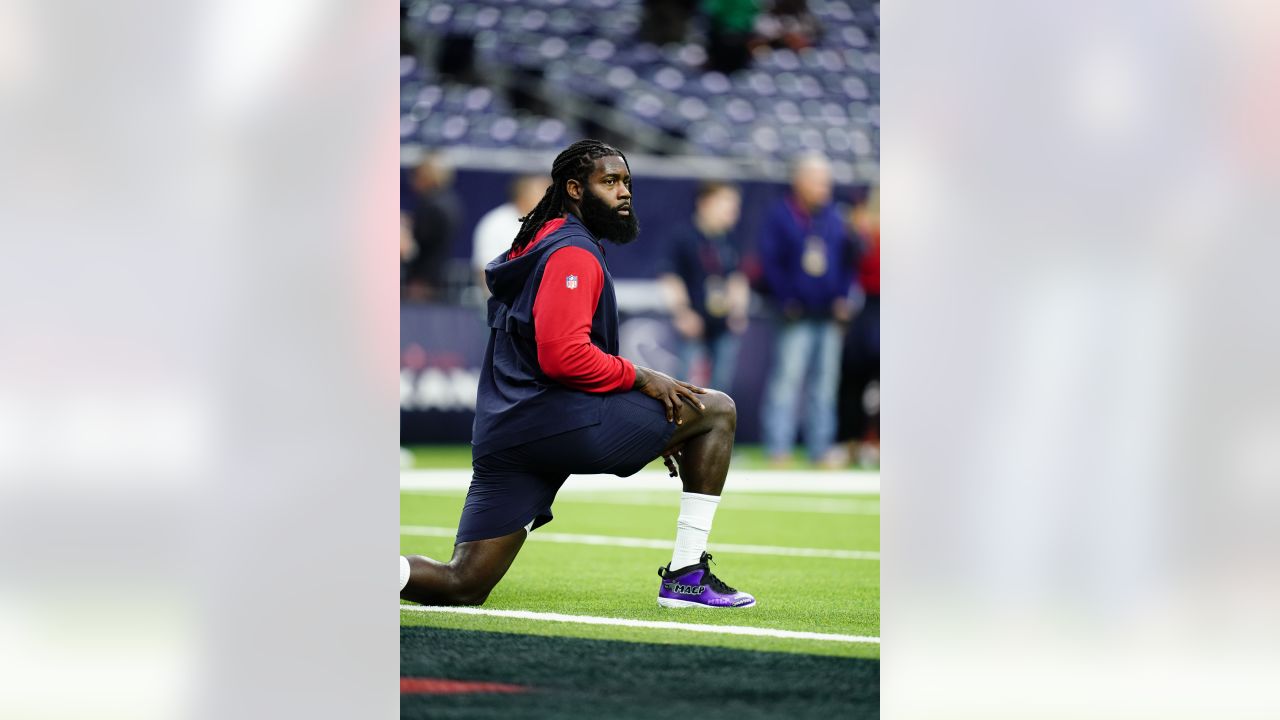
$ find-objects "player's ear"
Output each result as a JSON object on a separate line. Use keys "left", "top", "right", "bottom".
{"left": 566, "top": 178, "right": 582, "bottom": 202}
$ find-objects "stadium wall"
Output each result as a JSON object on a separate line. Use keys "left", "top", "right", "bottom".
{"left": 400, "top": 304, "right": 780, "bottom": 445}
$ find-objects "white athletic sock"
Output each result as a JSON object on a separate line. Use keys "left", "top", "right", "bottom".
{"left": 399, "top": 556, "right": 411, "bottom": 592}
{"left": 670, "top": 492, "right": 720, "bottom": 570}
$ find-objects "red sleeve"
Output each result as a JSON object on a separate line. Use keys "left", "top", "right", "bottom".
{"left": 533, "top": 246, "right": 636, "bottom": 393}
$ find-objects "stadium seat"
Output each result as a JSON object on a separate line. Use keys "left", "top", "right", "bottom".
{"left": 400, "top": 0, "right": 879, "bottom": 164}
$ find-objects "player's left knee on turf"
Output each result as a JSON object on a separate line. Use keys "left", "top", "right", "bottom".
{"left": 448, "top": 568, "right": 499, "bottom": 606}
{"left": 452, "top": 588, "right": 491, "bottom": 606}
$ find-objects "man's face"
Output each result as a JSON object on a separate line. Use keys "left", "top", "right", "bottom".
{"left": 698, "top": 187, "right": 741, "bottom": 235}
{"left": 792, "top": 161, "right": 833, "bottom": 209}
{"left": 514, "top": 175, "right": 550, "bottom": 216}
{"left": 574, "top": 156, "right": 639, "bottom": 245}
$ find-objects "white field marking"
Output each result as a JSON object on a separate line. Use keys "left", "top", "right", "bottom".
{"left": 400, "top": 525, "right": 880, "bottom": 561}
{"left": 399, "top": 605, "right": 880, "bottom": 645}
{"left": 402, "top": 488, "right": 880, "bottom": 516}
{"left": 558, "top": 493, "right": 880, "bottom": 516}
{"left": 401, "top": 469, "right": 880, "bottom": 495}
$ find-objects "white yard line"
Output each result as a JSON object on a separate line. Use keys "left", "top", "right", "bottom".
{"left": 401, "top": 469, "right": 880, "bottom": 495}
{"left": 400, "top": 525, "right": 880, "bottom": 561}
{"left": 558, "top": 493, "right": 880, "bottom": 516}
{"left": 404, "top": 489, "right": 879, "bottom": 516}
{"left": 400, "top": 605, "right": 880, "bottom": 645}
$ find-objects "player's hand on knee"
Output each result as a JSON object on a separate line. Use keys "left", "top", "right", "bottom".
{"left": 634, "top": 366, "right": 707, "bottom": 424}
{"left": 672, "top": 381, "right": 709, "bottom": 425}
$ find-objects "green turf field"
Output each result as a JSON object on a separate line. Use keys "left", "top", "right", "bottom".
{"left": 400, "top": 457, "right": 880, "bottom": 718}
{"left": 402, "top": 443, "right": 879, "bottom": 471}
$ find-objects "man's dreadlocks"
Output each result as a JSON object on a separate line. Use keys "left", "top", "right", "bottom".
{"left": 510, "top": 139, "right": 629, "bottom": 255}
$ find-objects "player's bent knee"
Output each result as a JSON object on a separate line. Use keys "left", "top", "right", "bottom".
{"left": 705, "top": 390, "right": 737, "bottom": 431}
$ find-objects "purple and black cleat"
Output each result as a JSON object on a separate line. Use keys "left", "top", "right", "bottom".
{"left": 657, "top": 552, "right": 756, "bottom": 609}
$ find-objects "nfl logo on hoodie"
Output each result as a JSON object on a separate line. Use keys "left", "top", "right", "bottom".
{"left": 565, "top": 274, "right": 578, "bottom": 289}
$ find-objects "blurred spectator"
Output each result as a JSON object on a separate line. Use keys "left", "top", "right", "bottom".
{"left": 471, "top": 175, "right": 551, "bottom": 295}
{"left": 658, "top": 181, "right": 749, "bottom": 393}
{"left": 758, "top": 153, "right": 854, "bottom": 467}
{"left": 754, "top": 0, "right": 820, "bottom": 52}
{"left": 403, "top": 154, "right": 460, "bottom": 302}
{"left": 437, "top": 33, "right": 479, "bottom": 84}
{"left": 641, "top": 0, "right": 694, "bottom": 45}
{"left": 399, "top": 2, "right": 416, "bottom": 58}
{"left": 400, "top": 213, "right": 415, "bottom": 286}
{"left": 703, "top": 0, "right": 758, "bottom": 75}
{"left": 837, "top": 187, "right": 880, "bottom": 468}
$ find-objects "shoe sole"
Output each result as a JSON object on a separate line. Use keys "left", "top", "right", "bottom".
{"left": 657, "top": 597, "right": 756, "bottom": 609}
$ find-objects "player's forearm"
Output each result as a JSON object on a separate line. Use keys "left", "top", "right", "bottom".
{"left": 539, "top": 339, "right": 635, "bottom": 392}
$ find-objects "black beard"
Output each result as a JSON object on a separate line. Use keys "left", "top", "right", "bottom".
{"left": 579, "top": 188, "right": 640, "bottom": 245}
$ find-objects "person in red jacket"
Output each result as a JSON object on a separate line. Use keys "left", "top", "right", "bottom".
{"left": 400, "top": 140, "right": 756, "bottom": 609}
{"left": 837, "top": 187, "right": 880, "bottom": 467}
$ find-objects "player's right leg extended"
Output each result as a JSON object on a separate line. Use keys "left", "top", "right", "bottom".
{"left": 400, "top": 450, "right": 566, "bottom": 606}
{"left": 400, "top": 530, "right": 525, "bottom": 606}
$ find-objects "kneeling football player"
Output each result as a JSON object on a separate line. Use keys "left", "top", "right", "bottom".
{"left": 400, "top": 140, "right": 754, "bottom": 609}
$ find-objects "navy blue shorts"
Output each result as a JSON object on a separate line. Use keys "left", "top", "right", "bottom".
{"left": 455, "top": 391, "right": 677, "bottom": 544}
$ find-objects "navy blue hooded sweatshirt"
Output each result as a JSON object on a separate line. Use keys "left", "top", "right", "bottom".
{"left": 471, "top": 214, "right": 629, "bottom": 459}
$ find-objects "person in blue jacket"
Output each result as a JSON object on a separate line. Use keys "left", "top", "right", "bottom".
{"left": 757, "top": 153, "right": 854, "bottom": 467}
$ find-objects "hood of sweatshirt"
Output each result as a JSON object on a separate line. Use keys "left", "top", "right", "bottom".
{"left": 484, "top": 214, "right": 599, "bottom": 302}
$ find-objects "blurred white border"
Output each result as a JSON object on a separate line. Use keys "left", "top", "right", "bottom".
{"left": 884, "top": 0, "right": 1280, "bottom": 716}
{"left": 0, "top": 1, "right": 399, "bottom": 718}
